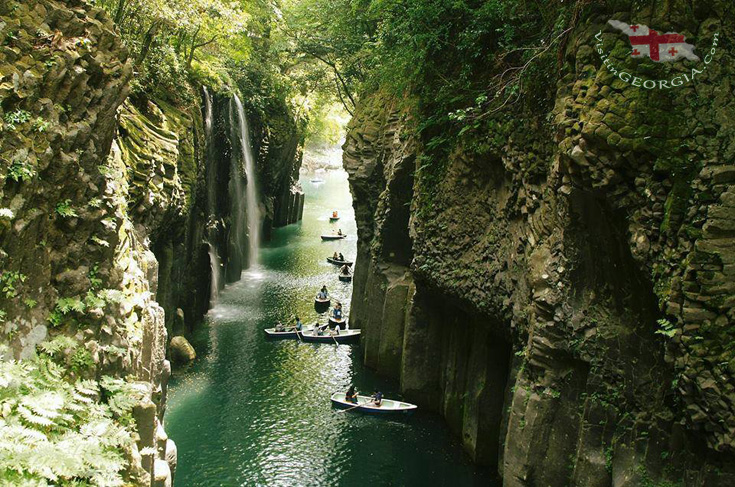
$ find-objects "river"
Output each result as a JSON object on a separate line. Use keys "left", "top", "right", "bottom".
{"left": 166, "top": 164, "right": 495, "bottom": 486}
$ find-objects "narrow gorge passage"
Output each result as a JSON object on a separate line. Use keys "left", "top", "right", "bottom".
{"left": 166, "top": 163, "right": 494, "bottom": 486}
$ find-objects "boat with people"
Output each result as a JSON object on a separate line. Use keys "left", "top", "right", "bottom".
{"left": 300, "top": 328, "right": 361, "bottom": 343}
{"left": 321, "top": 234, "right": 346, "bottom": 240}
{"left": 330, "top": 392, "right": 417, "bottom": 414}
{"left": 329, "top": 210, "right": 340, "bottom": 222}
{"left": 314, "top": 295, "right": 330, "bottom": 307}
{"left": 327, "top": 257, "right": 353, "bottom": 266}
{"left": 339, "top": 274, "right": 352, "bottom": 282}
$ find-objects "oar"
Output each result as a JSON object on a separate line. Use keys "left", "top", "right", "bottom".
{"left": 337, "top": 400, "right": 362, "bottom": 413}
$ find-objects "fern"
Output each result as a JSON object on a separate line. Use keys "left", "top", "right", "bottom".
{"left": 0, "top": 350, "right": 149, "bottom": 486}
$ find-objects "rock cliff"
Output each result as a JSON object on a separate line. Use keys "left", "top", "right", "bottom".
{"left": 344, "top": 2, "right": 735, "bottom": 485}
{"left": 0, "top": 0, "right": 304, "bottom": 484}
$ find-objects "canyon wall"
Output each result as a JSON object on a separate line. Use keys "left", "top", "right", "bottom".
{"left": 0, "top": 0, "right": 303, "bottom": 484}
{"left": 344, "top": 2, "right": 735, "bottom": 486}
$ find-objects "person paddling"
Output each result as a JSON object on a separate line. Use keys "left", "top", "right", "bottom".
{"left": 338, "top": 252, "right": 345, "bottom": 261}
{"left": 346, "top": 385, "right": 358, "bottom": 404}
{"left": 337, "top": 229, "right": 343, "bottom": 236}
{"left": 290, "top": 316, "right": 302, "bottom": 332}
{"left": 318, "top": 285, "right": 329, "bottom": 300}
{"left": 340, "top": 264, "right": 351, "bottom": 276}
{"left": 275, "top": 321, "right": 285, "bottom": 332}
{"left": 333, "top": 251, "right": 339, "bottom": 260}
{"left": 371, "top": 390, "right": 383, "bottom": 407}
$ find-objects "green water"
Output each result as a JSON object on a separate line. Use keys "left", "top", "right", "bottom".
{"left": 166, "top": 167, "right": 495, "bottom": 486}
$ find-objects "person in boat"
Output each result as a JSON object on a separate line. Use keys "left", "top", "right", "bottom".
{"left": 332, "top": 326, "right": 340, "bottom": 336}
{"left": 337, "top": 229, "right": 343, "bottom": 236}
{"left": 332, "top": 211, "right": 338, "bottom": 218}
{"left": 332, "top": 304, "right": 343, "bottom": 321}
{"left": 338, "top": 252, "right": 345, "bottom": 261}
{"left": 315, "top": 322, "right": 325, "bottom": 336}
{"left": 317, "top": 286, "right": 329, "bottom": 300}
{"left": 371, "top": 390, "right": 383, "bottom": 407}
{"left": 275, "top": 321, "right": 285, "bottom": 332}
{"left": 340, "top": 264, "right": 351, "bottom": 276}
{"left": 290, "top": 316, "right": 302, "bottom": 332}
{"left": 346, "top": 385, "right": 358, "bottom": 404}
{"left": 332, "top": 251, "right": 339, "bottom": 260}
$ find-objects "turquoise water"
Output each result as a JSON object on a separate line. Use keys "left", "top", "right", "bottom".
{"left": 165, "top": 167, "right": 495, "bottom": 486}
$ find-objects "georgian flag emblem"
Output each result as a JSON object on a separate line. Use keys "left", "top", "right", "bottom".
{"left": 608, "top": 20, "right": 700, "bottom": 62}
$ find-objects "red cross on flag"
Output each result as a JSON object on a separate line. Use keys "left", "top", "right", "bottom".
{"left": 608, "top": 20, "right": 699, "bottom": 62}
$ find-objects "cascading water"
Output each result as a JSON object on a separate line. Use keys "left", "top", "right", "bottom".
{"left": 232, "top": 95, "right": 261, "bottom": 265}
{"left": 228, "top": 99, "right": 248, "bottom": 272}
{"left": 203, "top": 87, "right": 222, "bottom": 304}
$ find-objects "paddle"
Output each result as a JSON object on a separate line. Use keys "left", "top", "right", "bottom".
{"left": 338, "top": 399, "right": 362, "bottom": 413}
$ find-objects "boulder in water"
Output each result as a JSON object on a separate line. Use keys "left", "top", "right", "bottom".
{"left": 169, "top": 336, "right": 196, "bottom": 364}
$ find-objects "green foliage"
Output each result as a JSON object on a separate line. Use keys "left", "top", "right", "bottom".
{"left": 31, "top": 117, "right": 50, "bottom": 133}
{"left": 56, "top": 297, "right": 85, "bottom": 315}
{"left": 55, "top": 200, "right": 78, "bottom": 218}
{"left": 1, "top": 271, "right": 26, "bottom": 299}
{"left": 655, "top": 318, "right": 678, "bottom": 339}
{"left": 3, "top": 109, "right": 31, "bottom": 131}
{"left": 0, "top": 350, "right": 147, "bottom": 486}
{"left": 7, "top": 157, "right": 36, "bottom": 182}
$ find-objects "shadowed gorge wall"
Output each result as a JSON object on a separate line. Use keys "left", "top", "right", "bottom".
{"left": 344, "top": 1, "right": 735, "bottom": 485}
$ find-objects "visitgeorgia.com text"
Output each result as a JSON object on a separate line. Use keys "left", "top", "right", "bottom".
{"left": 594, "top": 30, "right": 720, "bottom": 89}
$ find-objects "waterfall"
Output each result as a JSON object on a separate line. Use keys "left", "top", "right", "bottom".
{"left": 203, "top": 87, "right": 221, "bottom": 304}
{"left": 232, "top": 95, "right": 260, "bottom": 265}
{"left": 228, "top": 99, "right": 248, "bottom": 272}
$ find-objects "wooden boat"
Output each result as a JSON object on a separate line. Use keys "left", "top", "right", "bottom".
{"left": 264, "top": 326, "right": 311, "bottom": 339}
{"left": 328, "top": 315, "right": 347, "bottom": 329}
{"left": 330, "top": 392, "right": 417, "bottom": 414}
{"left": 339, "top": 274, "right": 352, "bottom": 282}
{"left": 299, "top": 328, "right": 360, "bottom": 343}
{"left": 321, "top": 234, "right": 346, "bottom": 241}
{"left": 326, "top": 257, "right": 353, "bottom": 266}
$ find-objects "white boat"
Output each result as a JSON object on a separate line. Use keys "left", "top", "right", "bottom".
{"left": 314, "top": 295, "right": 330, "bottom": 307}
{"left": 321, "top": 234, "right": 346, "bottom": 241}
{"left": 327, "top": 257, "right": 353, "bottom": 266}
{"left": 264, "top": 326, "right": 311, "bottom": 339}
{"left": 300, "top": 328, "right": 360, "bottom": 343}
{"left": 330, "top": 392, "right": 417, "bottom": 414}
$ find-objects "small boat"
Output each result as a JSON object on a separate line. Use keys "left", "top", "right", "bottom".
{"left": 314, "top": 296, "right": 330, "bottom": 308}
{"left": 329, "top": 216, "right": 340, "bottom": 222}
{"left": 330, "top": 392, "right": 417, "bottom": 414}
{"left": 328, "top": 315, "right": 347, "bottom": 329}
{"left": 264, "top": 326, "right": 311, "bottom": 339}
{"left": 300, "top": 329, "right": 360, "bottom": 343}
{"left": 311, "top": 178, "right": 325, "bottom": 183}
{"left": 327, "top": 257, "right": 353, "bottom": 266}
{"left": 321, "top": 234, "right": 347, "bottom": 241}
{"left": 339, "top": 274, "right": 352, "bottom": 282}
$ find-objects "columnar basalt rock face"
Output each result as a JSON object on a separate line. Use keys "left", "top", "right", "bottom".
{"left": 344, "top": 2, "right": 735, "bottom": 485}
{"left": 0, "top": 1, "right": 304, "bottom": 484}
{"left": 0, "top": 1, "right": 174, "bottom": 483}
